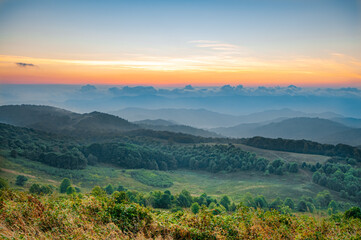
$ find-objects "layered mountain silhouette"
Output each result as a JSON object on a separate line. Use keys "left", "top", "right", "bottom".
{"left": 0, "top": 105, "right": 139, "bottom": 135}
{"left": 0, "top": 105, "right": 218, "bottom": 138}
{"left": 212, "top": 117, "right": 361, "bottom": 146}
{"left": 111, "top": 107, "right": 343, "bottom": 128}
{"left": 1, "top": 105, "right": 360, "bottom": 145}
{"left": 134, "top": 119, "right": 221, "bottom": 138}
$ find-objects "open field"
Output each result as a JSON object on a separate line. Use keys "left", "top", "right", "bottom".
{"left": 235, "top": 143, "right": 330, "bottom": 164}
{"left": 0, "top": 152, "right": 345, "bottom": 205}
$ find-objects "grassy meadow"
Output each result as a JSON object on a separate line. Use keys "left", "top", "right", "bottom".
{"left": 0, "top": 148, "right": 345, "bottom": 205}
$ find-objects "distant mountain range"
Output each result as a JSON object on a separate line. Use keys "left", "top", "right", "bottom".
{"left": 134, "top": 119, "right": 221, "bottom": 138}
{"left": 110, "top": 107, "right": 344, "bottom": 128}
{"left": 0, "top": 105, "right": 139, "bottom": 135}
{"left": 1, "top": 105, "right": 360, "bottom": 146}
{"left": 0, "top": 105, "right": 218, "bottom": 138}
{"left": 212, "top": 117, "right": 361, "bottom": 146}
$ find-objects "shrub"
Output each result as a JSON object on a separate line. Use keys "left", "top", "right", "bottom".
{"left": 15, "top": 175, "right": 28, "bottom": 186}
{"left": 59, "top": 178, "right": 71, "bottom": 193}
{"left": 107, "top": 203, "right": 152, "bottom": 233}
{"left": 105, "top": 184, "right": 114, "bottom": 195}
{"left": 297, "top": 200, "right": 307, "bottom": 212}
{"left": 344, "top": 207, "right": 361, "bottom": 219}
{"left": 0, "top": 177, "right": 8, "bottom": 189}
{"left": 29, "top": 184, "right": 53, "bottom": 195}
{"left": 91, "top": 186, "right": 107, "bottom": 198}
{"left": 66, "top": 186, "right": 76, "bottom": 195}
{"left": 191, "top": 202, "right": 200, "bottom": 214}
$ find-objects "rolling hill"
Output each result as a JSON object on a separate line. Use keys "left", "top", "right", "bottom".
{"left": 0, "top": 105, "right": 139, "bottom": 135}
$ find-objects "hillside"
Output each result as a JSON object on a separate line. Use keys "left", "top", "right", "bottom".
{"left": 0, "top": 105, "right": 139, "bottom": 135}
{"left": 252, "top": 117, "right": 350, "bottom": 139}
{"left": 332, "top": 117, "right": 361, "bottom": 128}
{"left": 1, "top": 188, "right": 360, "bottom": 239}
{"left": 135, "top": 119, "right": 221, "bottom": 138}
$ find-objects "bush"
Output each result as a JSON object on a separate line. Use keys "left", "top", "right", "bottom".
{"left": 15, "top": 175, "right": 28, "bottom": 186}
{"left": 344, "top": 207, "right": 361, "bottom": 219}
{"left": 29, "top": 184, "right": 53, "bottom": 195}
{"left": 191, "top": 202, "right": 200, "bottom": 214}
{"left": 297, "top": 200, "right": 307, "bottom": 212}
{"left": 284, "top": 198, "right": 295, "bottom": 209}
{"left": 107, "top": 203, "right": 152, "bottom": 233}
{"left": 59, "top": 178, "right": 71, "bottom": 193}
{"left": 66, "top": 186, "right": 76, "bottom": 195}
{"left": 105, "top": 184, "right": 114, "bottom": 195}
{"left": 91, "top": 186, "right": 107, "bottom": 198}
{"left": 0, "top": 177, "right": 8, "bottom": 189}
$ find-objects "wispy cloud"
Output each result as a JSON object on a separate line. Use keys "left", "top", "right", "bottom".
{"left": 16, "top": 62, "right": 36, "bottom": 68}
{"left": 189, "top": 40, "right": 240, "bottom": 51}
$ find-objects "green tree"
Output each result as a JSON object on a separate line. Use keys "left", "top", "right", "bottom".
{"left": 312, "top": 171, "right": 322, "bottom": 183}
{"left": 191, "top": 202, "right": 200, "bottom": 214}
{"left": 177, "top": 190, "right": 192, "bottom": 208}
{"left": 66, "top": 186, "right": 76, "bottom": 195}
{"left": 345, "top": 207, "right": 361, "bottom": 219}
{"left": 284, "top": 198, "right": 295, "bottom": 209}
{"left": 91, "top": 186, "right": 106, "bottom": 197}
{"left": 10, "top": 149, "right": 17, "bottom": 158}
{"left": 105, "top": 184, "right": 114, "bottom": 195}
{"left": 254, "top": 195, "right": 268, "bottom": 209}
{"left": 297, "top": 200, "right": 307, "bottom": 212}
{"left": 15, "top": 175, "right": 28, "bottom": 186}
{"left": 60, "top": 178, "right": 71, "bottom": 193}
{"left": 220, "top": 195, "right": 231, "bottom": 211}
{"left": 316, "top": 190, "right": 331, "bottom": 208}
{"left": 29, "top": 184, "right": 53, "bottom": 195}
{"left": 328, "top": 200, "right": 338, "bottom": 214}
{"left": 270, "top": 197, "right": 283, "bottom": 210}
{"left": 288, "top": 162, "right": 298, "bottom": 173}
{"left": 159, "top": 192, "right": 172, "bottom": 209}
{"left": 117, "top": 185, "right": 126, "bottom": 192}
{"left": 0, "top": 178, "right": 8, "bottom": 189}
{"left": 113, "top": 191, "right": 129, "bottom": 204}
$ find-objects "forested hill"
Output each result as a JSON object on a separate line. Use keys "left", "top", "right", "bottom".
{"left": 135, "top": 121, "right": 221, "bottom": 138}
{"left": 242, "top": 136, "right": 361, "bottom": 162}
{"left": 0, "top": 105, "right": 221, "bottom": 138}
{"left": 0, "top": 105, "right": 139, "bottom": 135}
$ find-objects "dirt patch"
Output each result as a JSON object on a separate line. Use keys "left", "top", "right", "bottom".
{"left": 1, "top": 168, "right": 36, "bottom": 178}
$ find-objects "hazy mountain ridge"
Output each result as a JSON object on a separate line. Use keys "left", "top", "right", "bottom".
{"left": 135, "top": 121, "right": 221, "bottom": 138}
{"left": 111, "top": 107, "right": 345, "bottom": 129}
{"left": 0, "top": 105, "right": 139, "bottom": 134}
{"left": 1, "top": 104, "right": 360, "bottom": 145}
{"left": 0, "top": 105, "right": 220, "bottom": 138}
{"left": 214, "top": 117, "right": 361, "bottom": 146}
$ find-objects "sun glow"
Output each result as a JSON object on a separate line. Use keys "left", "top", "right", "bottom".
{"left": 1, "top": 51, "right": 360, "bottom": 87}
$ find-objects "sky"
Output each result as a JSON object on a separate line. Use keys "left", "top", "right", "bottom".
{"left": 0, "top": 0, "right": 360, "bottom": 87}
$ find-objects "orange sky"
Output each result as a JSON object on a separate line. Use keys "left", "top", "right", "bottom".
{"left": 1, "top": 54, "right": 360, "bottom": 87}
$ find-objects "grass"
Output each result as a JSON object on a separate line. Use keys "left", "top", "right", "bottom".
{"left": 235, "top": 143, "right": 330, "bottom": 164}
{"left": 0, "top": 152, "right": 347, "bottom": 206}
{"left": 130, "top": 170, "right": 173, "bottom": 188}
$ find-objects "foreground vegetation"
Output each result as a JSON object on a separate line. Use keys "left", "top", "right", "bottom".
{"left": 1, "top": 188, "right": 361, "bottom": 239}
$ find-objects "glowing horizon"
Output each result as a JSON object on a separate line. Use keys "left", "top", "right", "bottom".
{"left": 0, "top": 0, "right": 360, "bottom": 87}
